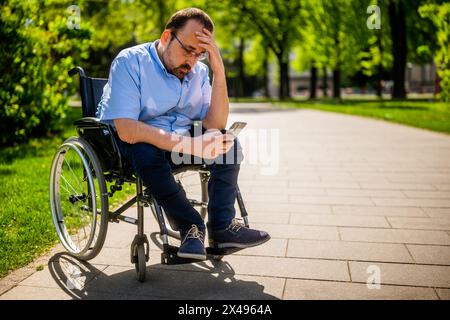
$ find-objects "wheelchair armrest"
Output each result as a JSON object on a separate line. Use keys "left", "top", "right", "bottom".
{"left": 73, "top": 117, "right": 107, "bottom": 128}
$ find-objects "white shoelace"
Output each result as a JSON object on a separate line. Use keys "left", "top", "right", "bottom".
{"left": 229, "top": 218, "right": 247, "bottom": 232}
{"left": 183, "top": 224, "right": 204, "bottom": 243}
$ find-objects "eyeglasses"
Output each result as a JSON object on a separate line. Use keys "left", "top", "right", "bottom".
{"left": 171, "top": 32, "right": 208, "bottom": 61}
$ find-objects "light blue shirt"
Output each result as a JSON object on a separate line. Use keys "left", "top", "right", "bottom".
{"left": 97, "top": 41, "right": 212, "bottom": 135}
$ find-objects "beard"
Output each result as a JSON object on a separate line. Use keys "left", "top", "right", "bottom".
{"left": 161, "top": 44, "right": 192, "bottom": 79}
{"left": 171, "top": 64, "right": 192, "bottom": 79}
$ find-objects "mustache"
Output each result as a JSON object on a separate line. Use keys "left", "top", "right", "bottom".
{"left": 176, "top": 64, "right": 191, "bottom": 72}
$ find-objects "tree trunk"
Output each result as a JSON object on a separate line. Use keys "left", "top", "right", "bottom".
{"left": 278, "top": 53, "right": 291, "bottom": 99}
{"left": 388, "top": 0, "right": 407, "bottom": 99}
{"left": 262, "top": 48, "right": 270, "bottom": 98}
{"left": 376, "top": 32, "right": 383, "bottom": 99}
{"left": 333, "top": 68, "right": 341, "bottom": 99}
{"left": 322, "top": 67, "right": 328, "bottom": 97}
{"left": 156, "top": 0, "right": 167, "bottom": 33}
{"left": 309, "top": 63, "right": 317, "bottom": 99}
{"left": 376, "top": 64, "right": 383, "bottom": 98}
{"left": 236, "top": 37, "right": 245, "bottom": 97}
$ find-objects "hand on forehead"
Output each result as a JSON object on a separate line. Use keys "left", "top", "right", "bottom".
{"left": 177, "top": 20, "right": 210, "bottom": 50}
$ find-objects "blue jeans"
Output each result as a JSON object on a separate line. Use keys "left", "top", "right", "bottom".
{"left": 118, "top": 125, "right": 244, "bottom": 232}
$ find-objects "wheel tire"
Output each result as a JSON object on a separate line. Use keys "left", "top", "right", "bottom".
{"left": 135, "top": 245, "right": 146, "bottom": 282}
{"left": 50, "top": 136, "right": 108, "bottom": 261}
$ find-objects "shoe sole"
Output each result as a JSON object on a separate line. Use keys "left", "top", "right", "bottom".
{"left": 212, "top": 235, "right": 271, "bottom": 249}
{"left": 177, "top": 252, "right": 207, "bottom": 260}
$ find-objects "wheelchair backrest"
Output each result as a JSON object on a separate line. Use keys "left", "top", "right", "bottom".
{"left": 69, "top": 66, "right": 107, "bottom": 117}
{"left": 68, "top": 67, "right": 134, "bottom": 181}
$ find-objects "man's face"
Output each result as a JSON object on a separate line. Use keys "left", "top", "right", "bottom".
{"left": 160, "top": 19, "right": 208, "bottom": 79}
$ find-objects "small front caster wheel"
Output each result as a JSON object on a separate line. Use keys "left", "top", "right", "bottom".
{"left": 135, "top": 245, "right": 146, "bottom": 282}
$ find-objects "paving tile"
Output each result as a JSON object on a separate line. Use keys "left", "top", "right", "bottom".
{"left": 234, "top": 238, "right": 288, "bottom": 257}
{"left": 289, "top": 181, "right": 361, "bottom": 189}
{"left": 436, "top": 289, "right": 450, "bottom": 300}
{"left": 251, "top": 223, "right": 340, "bottom": 241}
{"left": 289, "top": 214, "right": 390, "bottom": 228}
{"left": 244, "top": 212, "right": 290, "bottom": 224}
{"left": 403, "top": 190, "right": 450, "bottom": 199}
{"left": 241, "top": 194, "right": 289, "bottom": 203}
{"left": 0, "top": 284, "right": 15, "bottom": 296}
{"left": 339, "top": 227, "right": 450, "bottom": 245}
{"left": 238, "top": 179, "right": 288, "bottom": 187}
{"left": 349, "top": 261, "right": 450, "bottom": 288}
{"left": 254, "top": 187, "right": 328, "bottom": 196}
{"left": 244, "top": 202, "right": 331, "bottom": 215}
{"left": 88, "top": 247, "right": 134, "bottom": 267}
{"left": 0, "top": 286, "right": 76, "bottom": 300}
{"left": 359, "top": 182, "right": 437, "bottom": 191}
{"left": 287, "top": 239, "right": 413, "bottom": 263}
{"left": 406, "top": 245, "right": 450, "bottom": 265}
{"left": 435, "top": 184, "right": 450, "bottom": 191}
{"left": 422, "top": 208, "right": 450, "bottom": 218}
{"left": 326, "top": 189, "right": 405, "bottom": 198}
{"left": 332, "top": 206, "right": 427, "bottom": 217}
{"left": 387, "top": 217, "right": 450, "bottom": 231}
{"left": 19, "top": 255, "right": 109, "bottom": 290}
{"left": 373, "top": 198, "right": 450, "bottom": 208}
{"left": 283, "top": 279, "right": 438, "bottom": 300}
{"left": 289, "top": 195, "right": 374, "bottom": 206}
{"left": 0, "top": 285, "right": 157, "bottom": 300}
{"left": 221, "top": 255, "right": 350, "bottom": 281}
{"left": 386, "top": 173, "right": 450, "bottom": 184}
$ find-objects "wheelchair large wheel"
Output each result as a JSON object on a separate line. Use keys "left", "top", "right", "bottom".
{"left": 151, "top": 167, "right": 209, "bottom": 240}
{"left": 50, "top": 136, "right": 109, "bottom": 260}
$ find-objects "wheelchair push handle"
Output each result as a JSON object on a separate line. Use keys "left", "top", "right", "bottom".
{"left": 68, "top": 66, "right": 86, "bottom": 77}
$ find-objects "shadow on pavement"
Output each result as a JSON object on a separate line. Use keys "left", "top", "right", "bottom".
{"left": 48, "top": 248, "right": 278, "bottom": 300}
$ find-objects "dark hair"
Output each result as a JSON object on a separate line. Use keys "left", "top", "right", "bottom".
{"left": 165, "top": 8, "right": 214, "bottom": 34}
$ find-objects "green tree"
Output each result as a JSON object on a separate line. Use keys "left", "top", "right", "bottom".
{"left": 293, "top": 0, "right": 369, "bottom": 99}
{"left": 0, "top": 0, "right": 92, "bottom": 146}
{"left": 419, "top": 2, "right": 450, "bottom": 102}
{"left": 227, "top": 0, "right": 303, "bottom": 99}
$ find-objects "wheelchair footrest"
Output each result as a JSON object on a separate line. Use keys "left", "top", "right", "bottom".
{"left": 161, "top": 245, "right": 243, "bottom": 265}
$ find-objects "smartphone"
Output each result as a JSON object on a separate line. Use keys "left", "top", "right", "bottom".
{"left": 226, "top": 121, "right": 247, "bottom": 138}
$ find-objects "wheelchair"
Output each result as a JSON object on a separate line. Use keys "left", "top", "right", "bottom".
{"left": 49, "top": 67, "right": 250, "bottom": 282}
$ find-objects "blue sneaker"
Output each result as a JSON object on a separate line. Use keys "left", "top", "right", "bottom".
{"left": 177, "top": 225, "right": 207, "bottom": 260}
{"left": 209, "top": 219, "right": 270, "bottom": 249}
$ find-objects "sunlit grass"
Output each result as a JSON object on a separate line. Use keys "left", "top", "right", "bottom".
{"left": 277, "top": 98, "right": 450, "bottom": 134}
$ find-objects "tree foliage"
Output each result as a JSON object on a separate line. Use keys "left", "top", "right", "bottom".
{"left": 0, "top": 0, "right": 92, "bottom": 146}
{"left": 419, "top": 2, "right": 450, "bottom": 101}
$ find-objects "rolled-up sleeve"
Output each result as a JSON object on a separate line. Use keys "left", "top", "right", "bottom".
{"left": 100, "top": 54, "right": 141, "bottom": 121}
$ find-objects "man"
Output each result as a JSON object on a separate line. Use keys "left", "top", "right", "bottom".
{"left": 97, "top": 8, "right": 270, "bottom": 260}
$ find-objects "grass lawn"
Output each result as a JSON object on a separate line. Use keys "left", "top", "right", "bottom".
{"left": 0, "top": 108, "right": 134, "bottom": 278}
{"left": 277, "top": 98, "right": 450, "bottom": 135}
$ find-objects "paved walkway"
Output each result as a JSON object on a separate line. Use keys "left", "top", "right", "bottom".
{"left": 1, "top": 103, "right": 450, "bottom": 299}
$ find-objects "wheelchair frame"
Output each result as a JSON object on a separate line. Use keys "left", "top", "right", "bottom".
{"left": 49, "top": 67, "right": 250, "bottom": 282}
